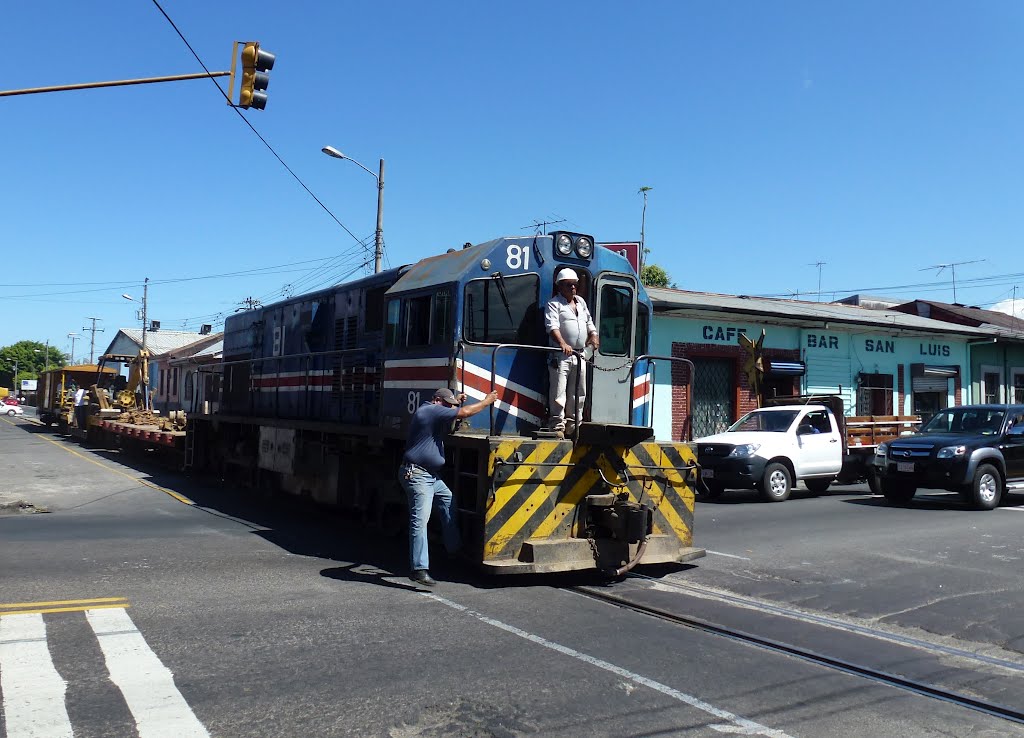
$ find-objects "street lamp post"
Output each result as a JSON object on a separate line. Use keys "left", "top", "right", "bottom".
{"left": 2, "top": 356, "right": 18, "bottom": 394}
{"left": 67, "top": 333, "right": 79, "bottom": 365}
{"left": 321, "top": 146, "right": 385, "bottom": 274}
{"left": 122, "top": 278, "right": 151, "bottom": 410}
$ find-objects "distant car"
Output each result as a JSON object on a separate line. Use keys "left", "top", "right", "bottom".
{"left": 3, "top": 404, "right": 24, "bottom": 417}
{"left": 1, "top": 397, "right": 19, "bottom": 406}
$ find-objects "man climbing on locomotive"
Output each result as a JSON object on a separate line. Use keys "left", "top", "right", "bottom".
{"left": 544, "top": 267, "right": 599, "bottom": 436}
{"left": 399, "top": 387, "right": 498, "bottom": 586}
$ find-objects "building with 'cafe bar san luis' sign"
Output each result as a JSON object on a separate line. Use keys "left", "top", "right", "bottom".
{"left": 643, "top": 289, "right": 1024, "bottom": 441}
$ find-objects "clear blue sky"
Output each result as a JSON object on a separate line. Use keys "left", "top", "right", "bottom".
{"left": 4, "top": 1, "right": 1023, "bottom": 359}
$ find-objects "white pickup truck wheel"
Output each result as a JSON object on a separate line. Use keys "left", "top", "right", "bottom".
{"left": 760, "top": 463, "right": 792, "bottom": 502}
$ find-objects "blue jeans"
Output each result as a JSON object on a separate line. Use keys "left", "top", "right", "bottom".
{"left": 399, "top": 463, "right": 461, "bottom": 572}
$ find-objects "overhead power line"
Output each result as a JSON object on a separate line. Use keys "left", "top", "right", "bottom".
{"left": 149, "top": 0, "right": 371, "bottom": 256}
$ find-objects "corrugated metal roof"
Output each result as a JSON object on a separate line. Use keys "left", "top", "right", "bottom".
{"left": 191, "top": 339, "right": 223, "bottom": 359}
{"left": 648, "top": 287, "right": 1000, "bottom": 337}
{"left": 895, "top": 299, "right": 1024, "bottom": 332}
{"left": 113, "top": 329, "right": 210, "bottom": 355}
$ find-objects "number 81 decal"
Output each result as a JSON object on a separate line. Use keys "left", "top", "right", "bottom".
{"left": 505, "top": 244, "right": 531, "bottom": 270}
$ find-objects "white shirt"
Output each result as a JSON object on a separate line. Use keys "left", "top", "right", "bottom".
{"left": 73, "top": 388, "right": 86, "bottom": 406}
{"left": 544, "top": 294, "right": 597, "bottom": 351}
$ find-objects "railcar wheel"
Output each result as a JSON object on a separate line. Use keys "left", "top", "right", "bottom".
{"left": 760, "top": 463, "right": 792, "bottom": 502}
{"left": 881, "top": 479, "right": 916, "bottom": 505}
{"left": 971, "top": 464, "right": 1002, "bottom": 511}
{"left": 804, "top": 478, "right": 831, "bottom": 495}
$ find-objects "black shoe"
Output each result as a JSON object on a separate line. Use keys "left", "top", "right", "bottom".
{"left": 409, "top": 570, "right": 437, "bottom": 586}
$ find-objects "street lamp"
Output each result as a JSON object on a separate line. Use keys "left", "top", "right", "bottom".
{"left": 321, "top": 145, "right": 385, "bottom": 274}
{"left": 123, "top": 278, "right": 151, "bottom": 410}
{"left": 66, "top": 333, "right": 79, "bottom": 365}
{"left": 1, "top": 355, "right": 18, "bottom": 394}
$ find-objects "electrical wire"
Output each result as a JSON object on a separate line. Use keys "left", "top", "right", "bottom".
{"left": 149, "top": 0, "right": 374, "bottom": 260}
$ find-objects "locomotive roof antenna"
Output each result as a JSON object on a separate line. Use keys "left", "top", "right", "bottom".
{"left": 919, "top": 259, "right": 984, "bottom": 303}
{"left": 808, "top": 261, "right": 826, "bottom": 302}
{"left": 520, "top": 218, "right": 565, "bottom": 235}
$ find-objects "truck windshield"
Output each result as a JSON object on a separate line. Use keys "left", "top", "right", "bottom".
{"left": 728, "top": 410, "right": 799, "bottom": 433}
{"left": 921, "top": 407, "right": 1005, "bottom": 435}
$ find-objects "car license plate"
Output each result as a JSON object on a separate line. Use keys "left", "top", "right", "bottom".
{"left": 897, "top": 462, "right": 914, "bottom": 473}
{"left": 702, "top": 469, "right": 715, "bottom": 479}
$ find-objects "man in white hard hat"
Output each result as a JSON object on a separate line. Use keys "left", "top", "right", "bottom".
{"left": 544, "top": 267, "right": 599, "bottom": 435}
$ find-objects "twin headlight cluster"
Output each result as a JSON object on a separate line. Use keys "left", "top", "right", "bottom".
{"left": 554, "top": 233, "right": 594, "bottom": 259}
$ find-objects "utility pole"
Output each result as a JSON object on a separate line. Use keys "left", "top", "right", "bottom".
{"left": 142, "top": 278, "right": 149, "bottom": 352}
{"left": 82, "top": 317, "right": 105, "bottom": 364}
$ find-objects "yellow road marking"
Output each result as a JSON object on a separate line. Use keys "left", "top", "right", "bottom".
{"left": 0, "top": 597, "right": 128, "bottom": 609}
{"left": 0, "top": 603, "right": 130, "bottom": 616}
{"left": 32, "top": 432, "right": 195, "bottom": 505}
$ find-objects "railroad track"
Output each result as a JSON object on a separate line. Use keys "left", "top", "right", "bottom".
{"left": 571, "top": 578, "right": 1024, "bottom": 726}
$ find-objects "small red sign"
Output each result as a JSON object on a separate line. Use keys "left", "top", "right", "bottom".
{"left": 598, "top": 242, "right": 640, "bottom": 274}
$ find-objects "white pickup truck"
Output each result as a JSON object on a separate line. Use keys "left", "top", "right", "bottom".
{"left": 694, "top": 404, "right": 844, "bottom": 502}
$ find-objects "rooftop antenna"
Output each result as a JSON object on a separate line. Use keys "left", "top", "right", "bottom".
{"left": 919, "top": 259, "right": 984, "bottom": 303}
{"left": 520, "top": 218, "right": 565, "bottom": 235}
{"left": 808, "top": 262, "right": 826, "bottom": 302}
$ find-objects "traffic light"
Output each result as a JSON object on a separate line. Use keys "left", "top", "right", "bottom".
{"left": 239, "top": 42, "right": 275, "bottom": 110}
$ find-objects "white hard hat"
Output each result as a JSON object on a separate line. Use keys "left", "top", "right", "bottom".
{"left": 555, "top": 267, "right": 579, "bottom": 283}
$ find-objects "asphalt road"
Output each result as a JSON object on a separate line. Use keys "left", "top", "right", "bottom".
{"left": 2, "top": 415, "right": 1022, "bottom": 737}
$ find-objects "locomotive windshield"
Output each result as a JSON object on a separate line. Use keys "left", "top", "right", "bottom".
{"left": 463, "top": 274, "right": 541, "bottom": 344}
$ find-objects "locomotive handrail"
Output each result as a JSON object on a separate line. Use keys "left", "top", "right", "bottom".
{"left": 630, "top": 354, "right": 696, "bottom": 440}
{"left": 487, "top": 343, "right": 579, "bottom": 439}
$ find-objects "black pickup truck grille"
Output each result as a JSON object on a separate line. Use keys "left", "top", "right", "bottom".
{"left": 887, "top": 443, "right": 933, "bottom": 461}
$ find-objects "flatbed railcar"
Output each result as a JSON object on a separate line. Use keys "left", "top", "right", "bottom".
{"left": 189, "top": 232, "right": 704, "bottom": 574}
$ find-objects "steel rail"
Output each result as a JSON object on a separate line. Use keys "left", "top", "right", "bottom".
{"left": 570, "top": 584, "right": 1024, "bottom": 726}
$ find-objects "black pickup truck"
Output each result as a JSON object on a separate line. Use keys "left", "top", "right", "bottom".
{"left": 873, "top": 404, "right": 1024, "bottom": 510}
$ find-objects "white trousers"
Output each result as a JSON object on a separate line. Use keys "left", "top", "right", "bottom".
{"left": 548, "top": 355, "right": 586, "bottom": 430}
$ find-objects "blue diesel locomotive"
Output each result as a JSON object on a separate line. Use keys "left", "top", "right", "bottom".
{"left": 189, "top": 232, "right": 703, "bottom": 574}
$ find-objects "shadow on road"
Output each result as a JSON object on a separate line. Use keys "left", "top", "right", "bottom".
{"left": 9, "top": 418, "right": 700, "bottom": 592}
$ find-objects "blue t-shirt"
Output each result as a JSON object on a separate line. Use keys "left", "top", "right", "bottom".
{"left": 402, "top": 402, "right": 459, "bottom": 473}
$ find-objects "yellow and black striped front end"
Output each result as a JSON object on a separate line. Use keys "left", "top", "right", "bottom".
{"left": 480, "top": 438, "right": 705, "bottom": 574}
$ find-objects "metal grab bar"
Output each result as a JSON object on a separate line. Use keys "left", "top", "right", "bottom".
{"left": 629, "top": 354, "right": 696, "bottom": 440}
{"left": 487, "top": 343, "right": 581, "bottom": 438}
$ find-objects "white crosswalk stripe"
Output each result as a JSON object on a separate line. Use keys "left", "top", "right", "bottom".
{"left": 0, "top": 607, "right": 209, "bottom": 738}
{"left": 0, "top": 613, "right": 74, "bottom": 738}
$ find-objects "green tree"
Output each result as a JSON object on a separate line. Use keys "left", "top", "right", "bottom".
{"left": 640, "top": 264, "right": 674, "bottom": 288}
{"left": 0, "top": 341, "right": 68, "bottom": 389}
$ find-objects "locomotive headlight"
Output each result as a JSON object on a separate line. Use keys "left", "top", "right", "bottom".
{"left": 555, "top": 234, "right": 574, "bottom": 256}
{"left": 574, "top": 236, "right": 594, "bottom": 258}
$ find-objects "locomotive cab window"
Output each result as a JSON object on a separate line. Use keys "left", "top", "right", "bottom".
{"left": 405, "top": 295, "right": 432, "bottom": 347}
{"left": 385, "top": 299, "right": 401, "bottom": 347}
{"left": 387, "top": 288, "right": 455, "bottom": 349}
{"left": 598, "top": 284, "right": 634, "bottom": 356}
{"left": 464, "top": 274, "right": 540, "bottom": 344}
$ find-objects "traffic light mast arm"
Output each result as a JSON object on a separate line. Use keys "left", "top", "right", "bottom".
{"left": 0, "top": 71, "right": 232, "bottom": 98}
